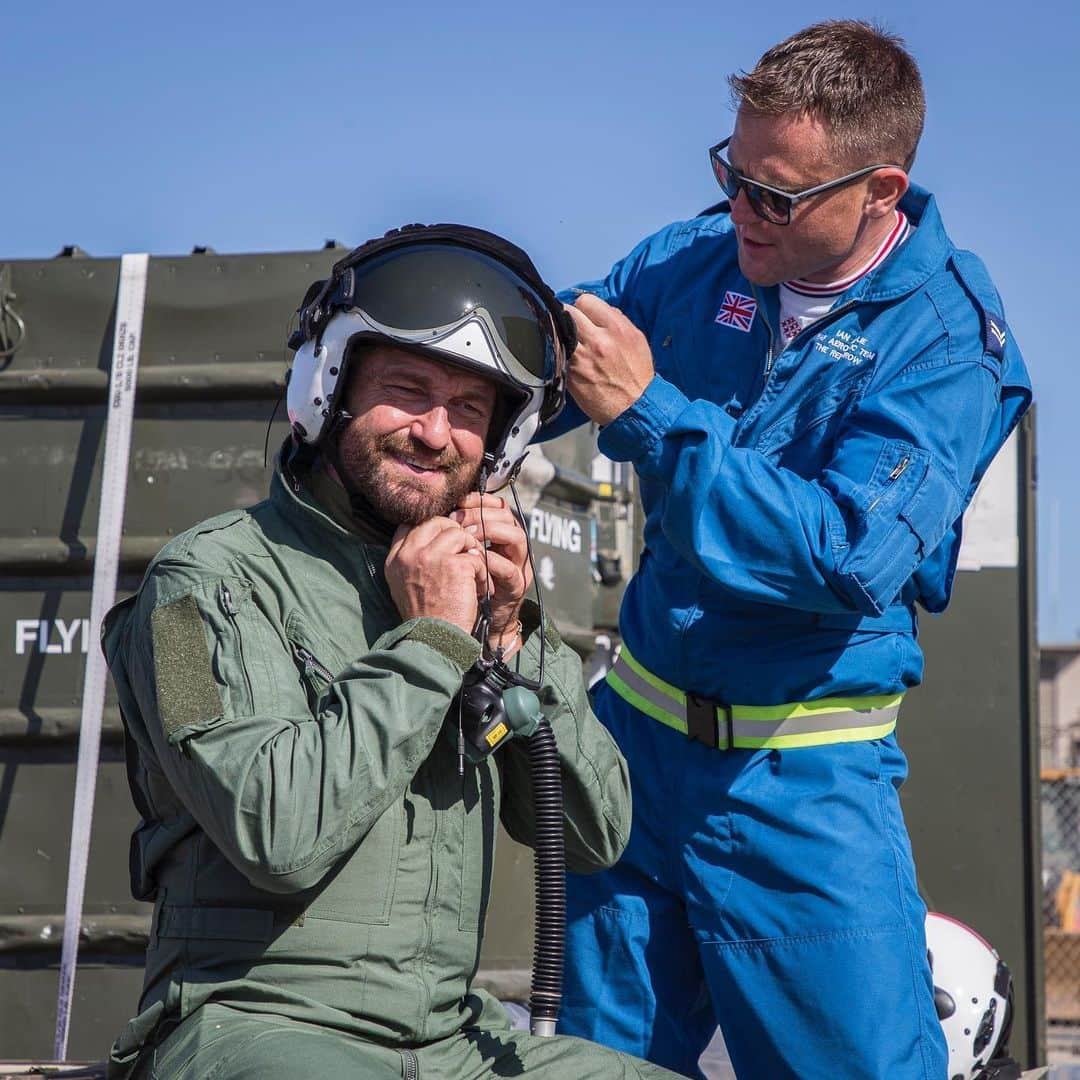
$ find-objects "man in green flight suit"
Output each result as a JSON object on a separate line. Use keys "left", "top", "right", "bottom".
{"left": 103, "top": 225, "right": 680, "bottom": 1080}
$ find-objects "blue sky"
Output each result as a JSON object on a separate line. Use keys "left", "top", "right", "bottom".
{"left": 4, "top": 1, "right": 1077, "bottom": 638}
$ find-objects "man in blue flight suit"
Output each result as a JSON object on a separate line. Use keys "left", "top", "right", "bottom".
{"left": 546, "top": 20, "right": 1032, "bottom": 1080}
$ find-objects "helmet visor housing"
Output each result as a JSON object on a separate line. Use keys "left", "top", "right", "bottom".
{"left": 341, "top": 244, "right": 561, "bottom": 390}
{"left": 288, "top": 239, "right": 568, "bottom": 489}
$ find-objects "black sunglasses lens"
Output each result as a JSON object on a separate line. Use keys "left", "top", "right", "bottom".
{"left": 712, "top": 155, "right": 740, "bottom": 200}
{"left": 712, "top": 147, "right": 794, "bottom": 223}
{"left": 747, "top": 184, "right": 790, "bottom": 224}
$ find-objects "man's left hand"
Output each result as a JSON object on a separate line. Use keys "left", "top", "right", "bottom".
{"left": 564, "top": 293, "right": 655, "bottom": 426}
{"left": 452, "top": 493, "right": 532, "bottom": 657}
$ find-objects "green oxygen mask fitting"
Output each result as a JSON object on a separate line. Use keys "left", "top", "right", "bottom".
{"left": 449, "top": 658, "right": 542, "bottom": 765}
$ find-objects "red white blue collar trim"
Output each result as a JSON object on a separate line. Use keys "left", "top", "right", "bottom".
{"left": 783, "top": 210, "right": 909, "bottom": 298}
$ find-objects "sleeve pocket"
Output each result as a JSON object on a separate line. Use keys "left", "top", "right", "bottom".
{"left": 842, "top": 452, "right": 961, "bottom": 615}
{"left": 898, "top": 462, "right": 963, "bottom": 559}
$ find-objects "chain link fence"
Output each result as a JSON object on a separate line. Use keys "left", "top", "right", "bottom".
{"left": 1042, "top": 769, "right": 1080, "bottom": 1044}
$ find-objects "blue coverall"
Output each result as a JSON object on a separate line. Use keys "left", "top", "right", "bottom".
{"left": 546, "top": 186, "right": 1032, "bottom": 1078}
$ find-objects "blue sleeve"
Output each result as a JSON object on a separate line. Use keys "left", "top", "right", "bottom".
{"left": 600, "top": 347, "right": 1014, "bottom": 616}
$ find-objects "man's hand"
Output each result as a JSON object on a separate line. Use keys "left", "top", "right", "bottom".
{"left": 385, "top": 517, "right": 488, "bottom": 634}
{"left": 564, "top": 293, "right": 654, "bottom": 426}
{"left": 452, "top": 492, "right": 532, "bottom": 657}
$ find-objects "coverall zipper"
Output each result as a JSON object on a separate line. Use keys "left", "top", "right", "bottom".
{"left": 750, "top": 283, "right": 775, "bottom": 381}
{"left": 362, "top": 546, "right": 400, "bottom": 621}
{"left": 414, "top": 763, "right": 440, "bottom": 1040}
{"left": 401, "top": 1048, "right": 419, "bottom": 1080}
{"left": 740, "top": 291, "right": 860, "bottom": 436}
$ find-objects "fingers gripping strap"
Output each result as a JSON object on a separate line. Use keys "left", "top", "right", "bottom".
{"left": 151, "top": 595, "right": 223, "bottom": 740}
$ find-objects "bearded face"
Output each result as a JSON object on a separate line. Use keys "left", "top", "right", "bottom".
{"left": 334, "top": 346, "right": 497, "bottom": 526}
{"left": 335, "top": 425, "right": 484, "bottom": 525}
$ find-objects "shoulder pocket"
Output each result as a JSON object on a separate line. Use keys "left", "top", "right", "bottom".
{"left": 211, "top": 577, "right": 261, "bottom": 720}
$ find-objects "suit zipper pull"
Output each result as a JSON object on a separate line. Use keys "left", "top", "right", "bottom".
{"left": 868, "top": 457, "right": 913, "bottom": 513}
{"left": 219, "top": 581, "right": 238, "bottom": 616}
{"left": 292, "top": 643, "right": 333, "bottom": 683}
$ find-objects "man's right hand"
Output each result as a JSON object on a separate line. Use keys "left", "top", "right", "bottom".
{"left": 385, "top": 517, "right": 488, "bottom": 634}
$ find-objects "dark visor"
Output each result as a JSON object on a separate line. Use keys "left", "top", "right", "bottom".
{"left": 336, "top": 245, "right": 558, "bottom": 381}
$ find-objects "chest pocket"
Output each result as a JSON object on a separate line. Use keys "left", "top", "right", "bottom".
{"left": 753, "top": 364, "right": 868, "bottom": 470}
{"left": 283, "top": 608, "right": 400, "bottom": 926}
{"left": 284, "top": 609, "right": 339, "bottom": 712}
{"left": 659, "top": 293, "right": 763, "bottom": 411}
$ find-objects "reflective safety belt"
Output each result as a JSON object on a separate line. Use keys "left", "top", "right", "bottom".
{"left": 607, "top": 645, "right": 901, "bottom": 750}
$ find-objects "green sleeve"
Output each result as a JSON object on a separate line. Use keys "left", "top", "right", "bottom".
{"left": 497, "top": 608, "right": 632, "bottom": 873}
{"left": 120, "top": 559, "right": 480, "bottom": 895}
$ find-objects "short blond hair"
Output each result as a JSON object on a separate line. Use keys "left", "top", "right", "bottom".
{"left": 729, "top": 20, "right": 925, "bottom": 170}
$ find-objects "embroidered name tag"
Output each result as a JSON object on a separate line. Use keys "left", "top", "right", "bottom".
{"left": 813, "top": 328, "right": 876, "bottom": 365}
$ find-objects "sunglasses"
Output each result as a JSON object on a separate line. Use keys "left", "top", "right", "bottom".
{"left": 708, "top": 137, "right": 896, "bottom": 226}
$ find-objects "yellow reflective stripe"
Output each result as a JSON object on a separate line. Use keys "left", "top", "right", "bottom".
{"left": 732, "top": 719, "right": 897, "bottom": 750}
{"left": 618, "top": 646, "right": 687, "bottom": 704}
{"left": 607, "top": 648, "right": 902, "bottom": 751}
{"left": 733, "top": 694, "right": 903, "bottom": 722}
{"left": 730, "top": 704, "right": 898, "bottom": 741}
{"left": 606, "top": 670, "right": 686, "bottom": 734}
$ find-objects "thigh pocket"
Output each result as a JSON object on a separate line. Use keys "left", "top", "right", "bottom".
{"left": 724, "top": 743, "right": 900, "bottom": 940}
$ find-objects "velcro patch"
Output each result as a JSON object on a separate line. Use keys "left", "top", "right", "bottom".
{"left": 151, "top": 594, "right": 222, "bottom": 740}
{"left": 984, "top": 311, "right": 1007, "bottom": 361}
{"left": 404, "top": 620, "right": 483, "bottom": 670}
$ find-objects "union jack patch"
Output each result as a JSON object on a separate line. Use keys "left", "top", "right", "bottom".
{"left": 715, "top": 291, "right": 757, "bottom": 332}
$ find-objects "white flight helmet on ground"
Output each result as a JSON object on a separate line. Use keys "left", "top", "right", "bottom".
{"left": 926, "top": 911, "right": 1014, "bottom": 1080}
{"left": 285, "top": 224, "right": 573, "bottom": 491}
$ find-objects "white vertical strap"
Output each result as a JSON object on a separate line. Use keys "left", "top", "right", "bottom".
{"left": 54, "top": 253, "right": 149, "bottom": 1061}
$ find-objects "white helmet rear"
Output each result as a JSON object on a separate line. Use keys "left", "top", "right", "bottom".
{"left": 926, "top": 912, "right": 1014, "bottom": 1079}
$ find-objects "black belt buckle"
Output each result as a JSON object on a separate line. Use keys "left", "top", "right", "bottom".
{"left": 686, "top": 693, "right": 731, "bottom": 750}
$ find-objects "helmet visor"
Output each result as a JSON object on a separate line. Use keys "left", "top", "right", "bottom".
{"left": 339, "top": 245, "right": 560, "bottom": 385}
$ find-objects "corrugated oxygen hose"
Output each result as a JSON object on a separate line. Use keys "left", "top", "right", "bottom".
{"left": 527, "top": 716, "right": 565, "bottom": 1037}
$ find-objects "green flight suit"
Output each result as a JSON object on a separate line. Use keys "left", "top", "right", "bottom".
{"left": 103, "top": 467, "right": 679, "bottom": 1080}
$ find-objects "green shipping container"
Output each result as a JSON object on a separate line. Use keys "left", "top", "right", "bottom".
{"left": 0, "top": 247, "right": 632, "bottom": 1060}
